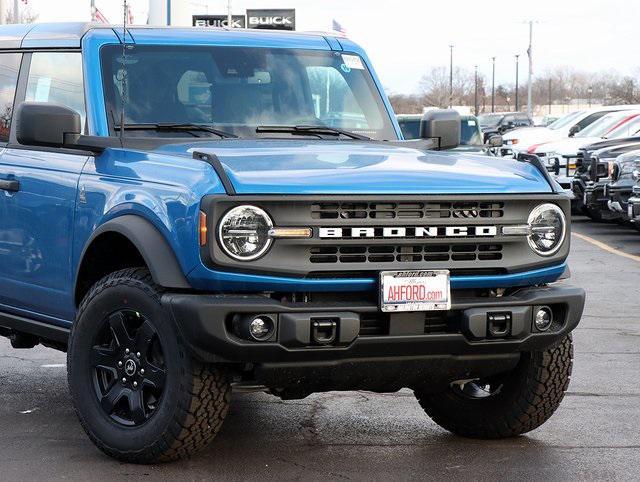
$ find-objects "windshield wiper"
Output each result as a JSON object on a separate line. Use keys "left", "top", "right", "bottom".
{"left": 255, "top": 124, "right": 370, "bottom": 140}
{"left": 115, "top": 123, "right": 238, "bottom": 139}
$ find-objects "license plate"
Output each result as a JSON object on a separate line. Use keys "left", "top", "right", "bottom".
{"left": 380, "top": 270, "right": 451, "bottom": 312}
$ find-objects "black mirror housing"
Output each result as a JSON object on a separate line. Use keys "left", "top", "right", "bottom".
{"left": 568, "top": 124, "right": 581, "bottom": 137}
{"left": 420, "top": 109, "right": 461, "bottom": 150}
{"left": 488, "top": 134, "right": 503, "bottom": 147}
{"left": 15, "top": 101, "right": 81, "bottom": 147}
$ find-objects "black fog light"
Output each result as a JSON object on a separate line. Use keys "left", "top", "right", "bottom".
{"left": 534, "top": 307, "right": 553, "bottom": 332}
{"left": 232, "top": 315, "right": 276, "bottom": 341}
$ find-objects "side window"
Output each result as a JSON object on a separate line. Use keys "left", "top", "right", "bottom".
{"left": 0, "top": 53, "right": 21, "bottom": 142}
{"left": 577, "top": 111, "right": 610, "bottom": 129}
{"left": 25, "top": 52, "right": 85, "bottom": 131}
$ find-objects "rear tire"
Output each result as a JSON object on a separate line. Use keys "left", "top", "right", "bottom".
{"left": 67, "top": 268, "right": 231, "bottom": 463}
{"left": 415, "top": 335, "right": 573, "bottom": 439}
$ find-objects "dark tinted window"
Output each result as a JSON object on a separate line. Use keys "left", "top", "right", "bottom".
{"left": 577, "top": 111, "right": 611, "bottom": 129}
{"left": 0, "top": 53, "right": 21, "bottom": 142}
{"left": 460, "top": 117, "right": 482, "bottom": 145}
{"left": 398, "top": 118, "right": 420, "bottom": 139}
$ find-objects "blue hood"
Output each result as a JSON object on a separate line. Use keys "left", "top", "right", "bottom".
{"left": 159, "top": 139, "right": 552, "bottom": 195}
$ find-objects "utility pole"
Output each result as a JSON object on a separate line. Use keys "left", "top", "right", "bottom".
{"left": 474, "top": 65, "right": 479, "bottom": 116}
{"left": 13, "top": 0, "right": 18, "bottom": 23}
{"left": 227, "top": 0, "right": 232, "bottom": 27}
{"left": 449, "top": 45, "right": 454, "bottom": 108}
{"left": 526, "top": 21, "right": 534, "bottom": 118}
{"left": 515, "top": 54, "right": 520, "bottom": 111}
{"left": 166, "top": 0, "right": 171, "bottom": 25}
{"left": 491, "top": 57, "right": 496, "bottom": 113}
{"left": 548, "top": 78, "right": 552, "bottom": 114}
{"left": 588, "top": 87, "right": 593, "bottom": 107}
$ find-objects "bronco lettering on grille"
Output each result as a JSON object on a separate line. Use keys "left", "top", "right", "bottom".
{"left": 318, "top": 226, "right": 498, "bottom": 239}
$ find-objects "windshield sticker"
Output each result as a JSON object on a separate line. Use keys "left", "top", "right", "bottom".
{"left": 342, "top": 54, "right": 365, "bottom": 70}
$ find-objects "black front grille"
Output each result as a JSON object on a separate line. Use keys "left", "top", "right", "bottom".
{"left": 311, "top": 201, "right": 504, "bottom": 220}
{"left": 310, "top": 243, "right": 503, "bottom": 264}
{"left": 358, "top": 312, "right": 458, "bottom": 336}
{"left": 203, "top": 195, "right": 568, "bottom": 278}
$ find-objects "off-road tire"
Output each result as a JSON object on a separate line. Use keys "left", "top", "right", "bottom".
{"left": 415, "top": 335, "right": 573, "bottom": 438}
{"left": 67, "top": 268, "right": 231, "bottom": 463}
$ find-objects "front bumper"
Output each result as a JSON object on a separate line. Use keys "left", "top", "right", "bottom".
{"left": 607, "top": 184, "right": 634, "bottom": 220}
{"left": 628, "top": 193, "right": 640, "bottom": 222}
{"left": 164, "top": 284, "right": 585, "bottom": 365}
{"left": 584, "top": 182, "right": 621, "bottom": 219}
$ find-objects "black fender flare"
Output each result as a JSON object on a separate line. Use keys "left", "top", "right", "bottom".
{"left": 76, "top": 215, "right": 190, "bottom": 294}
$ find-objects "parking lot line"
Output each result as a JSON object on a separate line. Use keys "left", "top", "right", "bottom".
{"left": 573, "top": 232, "right": 640, "bottom": 263}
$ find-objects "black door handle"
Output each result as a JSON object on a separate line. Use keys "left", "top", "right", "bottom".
{"left": 0, "top": 179, "right": 19, "bottom": 192}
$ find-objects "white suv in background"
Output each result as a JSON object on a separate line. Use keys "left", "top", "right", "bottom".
{"left": 502, "top": 105, "right": 640, "bottom": 156}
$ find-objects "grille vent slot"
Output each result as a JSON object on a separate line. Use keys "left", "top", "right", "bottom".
{"left": 311, "top": 202, "right": 504, "bottom": 220}
{"left": 310, "top": 244, "right": 503, "bottom": 264}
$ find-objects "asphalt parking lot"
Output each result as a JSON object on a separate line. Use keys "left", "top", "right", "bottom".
{"left": 0, "top": 217, "right": 638, "bottom": 481}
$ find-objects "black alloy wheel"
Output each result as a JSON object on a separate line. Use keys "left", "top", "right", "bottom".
{"left": 92, "top": 310, "right": 166, "bottom": 426}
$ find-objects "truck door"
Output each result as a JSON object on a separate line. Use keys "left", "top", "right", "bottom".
{"left": 0, "top": 51, "right": 88, "bottom": 322}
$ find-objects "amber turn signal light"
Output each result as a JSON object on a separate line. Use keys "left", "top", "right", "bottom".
{"left": 199, "top": 211, "right": 208, "bottom": 246}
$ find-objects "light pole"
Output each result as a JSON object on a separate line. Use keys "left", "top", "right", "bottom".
{"left": 526, "top": 21, "right": 534, "bottom": 118}
{"left": 449, "top": 45, "right": 454, "bottom": 108}
{"left": 548, "top": 78, "right": 552, "bottom": 114}
{"left": 491, "top": 57, "right": 496, "bottom": 113}
{"left": 474, "top": 65, "right": 479, "bottom": 116}
{"left": 588, "top": 87, "right": 593, "bottom": 107}
{"left": 515, "top": 54, "right": 520, "bottom": 112}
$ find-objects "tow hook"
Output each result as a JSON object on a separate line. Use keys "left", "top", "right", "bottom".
{"left": 311, "top": 319, "right": 337, "bottom": 345}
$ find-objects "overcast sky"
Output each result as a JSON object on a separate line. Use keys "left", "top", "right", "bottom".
{"left": 26, "top": 0, "right": 640, "bottom": 94}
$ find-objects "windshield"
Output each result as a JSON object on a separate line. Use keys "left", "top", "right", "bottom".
{"left": 547, "top": 110, "right": 583, "bottom": 130}
{"left": 478, "top": 114, "right": 503, "bottom": 128}
{"left": 101, "top": 45, "right": 397, "bottom": 140}
{"left": 460, "top": 116, "right": 483, "bottom": 145}
{"left": 576, "top": 112, "right": 637, "bottom": 138}
{"left": 606, "top": 115, "right": 640, "bottom": 139}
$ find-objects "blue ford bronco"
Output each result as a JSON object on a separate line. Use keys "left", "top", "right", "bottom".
{"left": 0, "top": 23, "right": 584, "bottom": 463}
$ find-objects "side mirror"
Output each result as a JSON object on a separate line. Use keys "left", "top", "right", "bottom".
{"left": 420, "top": 109, "right": 460, "bottom": 150}
{"left": 488, "top": 134, "right": 503, "bottom": 147}
{"left": 15, "top": 101, "right": 81, "bottom": 148}
{"left": 568, "top": 124, "right": 581, "bottom": 137}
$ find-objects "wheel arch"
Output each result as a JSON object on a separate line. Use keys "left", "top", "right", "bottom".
{"left": 74, "top": 215, "right": 190, "bottom": 306}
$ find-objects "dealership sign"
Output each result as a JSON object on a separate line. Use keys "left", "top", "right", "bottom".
{"left": 246, "top": 9, "right": 296, "bottom": 30}
{"left": 193, "top": 15, "right": 247, "bottom": 28}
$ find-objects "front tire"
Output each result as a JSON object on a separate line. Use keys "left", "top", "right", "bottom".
{"left": 67, "top": 268, "right": 231, "bottom": 463}
{"left": 415, "top": 335, "right": 573, "bottom": 439}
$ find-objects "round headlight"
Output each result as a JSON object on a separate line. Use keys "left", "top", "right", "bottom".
{"left": 218, "top": 205, "right": 273, "bottom": 261}
{"left": 527, "top": 204, "right": 566, "bottom": 256}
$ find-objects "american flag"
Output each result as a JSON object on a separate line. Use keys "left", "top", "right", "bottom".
{"left": 332, "top": 19, "right": 347, "bottom": 35}
{"left": 94, "top": 7, "right": 109, "bottom": 23}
